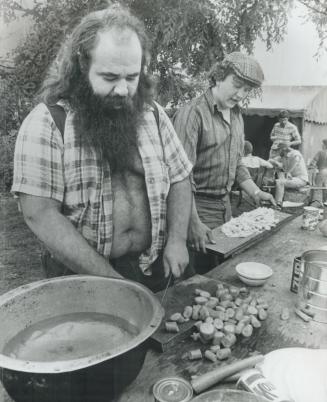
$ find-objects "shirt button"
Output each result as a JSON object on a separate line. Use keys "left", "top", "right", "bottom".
{"left": 148, "top": 177, "right": 155, "bottom": 184}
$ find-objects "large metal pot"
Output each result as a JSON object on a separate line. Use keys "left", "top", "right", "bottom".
{"left": 298, "top": 250, "right": 327, "bottom": 323}
{"left": 0, "top": 275, "right": 164, "bottom": 402}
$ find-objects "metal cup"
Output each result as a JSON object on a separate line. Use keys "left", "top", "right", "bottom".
{"left": 301, "top": 206, "right": 320, "bottom": 230}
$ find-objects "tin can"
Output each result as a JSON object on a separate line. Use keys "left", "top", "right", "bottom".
{"left": 236, "top": 368, "right": 292, "bottom": 402}
{"left": 153, "top": 377, "right": 193, "bottom": 402}
{"left": 301, "top": 206, "right": 320, "bottom": 230}
{"left": 290, "top": 256, "right": 302, "bottom": 293}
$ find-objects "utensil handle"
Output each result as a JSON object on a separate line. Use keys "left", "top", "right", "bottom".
{"left": 191, "top": 355, "right": 264, "bottom": 394}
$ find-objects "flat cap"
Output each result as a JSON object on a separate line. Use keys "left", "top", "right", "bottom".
{"left": 224, "top": 52, "right": 264, "bottom": 87}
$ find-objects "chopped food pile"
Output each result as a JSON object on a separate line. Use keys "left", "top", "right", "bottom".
{"left": 165, "top": 283, "right": 268, "bottom": 363}
{"left": 221, "top": 207, "right": 279, "bottom": 238}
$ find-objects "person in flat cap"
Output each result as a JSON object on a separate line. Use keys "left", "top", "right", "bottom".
{"left": 269, "top": 109, "right": 302, "bottom": 159}
{"left": 173, "top": 51, "right": 276, "bottom": 274}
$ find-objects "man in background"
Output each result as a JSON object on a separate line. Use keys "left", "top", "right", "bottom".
{"left": 242, "top": 140, "right": 273, "bottom": 169}
{"left": 269, "top": 110, "right": 301, "bottom": 159}
{"left": 308, "top": 139, "right": 327, "bottom": 205}
{"left": 271, "top": 143, "right": 308, "bottom": 208}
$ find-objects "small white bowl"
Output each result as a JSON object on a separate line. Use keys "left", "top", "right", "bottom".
{"left": 235, "top": 262, "right": 273, "bottom": 286}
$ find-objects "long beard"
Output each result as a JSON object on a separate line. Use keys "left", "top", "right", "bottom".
{"left": 70, "top": 80, "right": 145, "bottom": 172}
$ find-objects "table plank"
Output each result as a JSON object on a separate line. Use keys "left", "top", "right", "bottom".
{"left": 205, "top": 210, "right": 296, "bottom": 258}
{"left": 205, "top": 216, "right": 327, "bottom": 350}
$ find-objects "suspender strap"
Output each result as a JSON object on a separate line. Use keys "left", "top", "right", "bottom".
{"left": 45, "top": 103, "right": 66, "bottom": 139}
{"left": 151, "top": 101, "right": 166, "bottom": 164}
{"left": 45, "top": 102, "right": 165, "bottom": 163}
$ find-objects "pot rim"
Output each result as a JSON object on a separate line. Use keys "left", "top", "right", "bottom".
{"left": 301, "top": 249, "right": 327, "bottom": 259}
{"left": 0, "top": 275, "right": 164, "bottom": 374}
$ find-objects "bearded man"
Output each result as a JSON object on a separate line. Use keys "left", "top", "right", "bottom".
{"left": 12, "top": 5, "right": 192, "bottom": 292}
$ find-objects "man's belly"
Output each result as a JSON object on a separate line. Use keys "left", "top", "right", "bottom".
{"left": 110, "top": 173, "right": 152, "bottom": 258}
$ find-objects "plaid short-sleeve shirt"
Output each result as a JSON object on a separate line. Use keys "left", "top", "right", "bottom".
{"left": 270, "top": 121, "right": 301, "bottom": 150}
{"left": 12, "top": 101, "right": 192, "bottom": 273}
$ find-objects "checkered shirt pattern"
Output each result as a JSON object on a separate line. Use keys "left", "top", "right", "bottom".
{"left": 270, "top": 121, "right": 301, "bottom": 150}
{"left": 12, "top": 102, "right": 192, "bottom": 273}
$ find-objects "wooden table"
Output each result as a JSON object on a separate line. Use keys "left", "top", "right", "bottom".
{"left": 116, "top": 215, "right": 327, "bottom": 402}
{"left": 0, "top": 216, "right": 326, "bottom": 402}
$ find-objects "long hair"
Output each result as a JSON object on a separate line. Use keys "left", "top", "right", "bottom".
{"left": 39, "top": 5, "right": 153, "bottom": 105}
{"left": 208, "top": 61, "right": 237, "bottom": 87}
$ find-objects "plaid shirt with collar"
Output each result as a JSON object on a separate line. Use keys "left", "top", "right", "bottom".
{"left": 12, "top": 101, "right": 192, "bottom": 273}
{"left": 173, "top": 88, "right": 250, "bottom": 197}
{"left": 270, "top": 121, "right": 301, "bottom": 150}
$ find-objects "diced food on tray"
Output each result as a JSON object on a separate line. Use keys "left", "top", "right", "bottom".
{"left": 221, "top": 207, "right": 279, "bottom": 238}
{"left": 165, "top": 321, "right": 180, "bottom": 333}
{"left": 164, "top": 283, "right": 268, "bottom": 363}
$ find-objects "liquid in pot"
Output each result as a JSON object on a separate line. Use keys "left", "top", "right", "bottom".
{"left": 3, "top": 312, "right": 139, "bottom": 362}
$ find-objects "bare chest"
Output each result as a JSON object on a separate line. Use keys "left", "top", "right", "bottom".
{"left": 110, "top": 150, "right": 152, "bottom": 258}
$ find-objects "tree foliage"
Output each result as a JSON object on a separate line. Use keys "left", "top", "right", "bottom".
{"left": 122, "top": 0, "right": 291, "bottom": 105}
{"left": 0, "top": 0, "right": 292, "bottom": 190}
{"left": 1, "top": 0, "right": 291, "bottom": 110}
{"left": 298, "top": 0, "right": 327, "bottom": 52}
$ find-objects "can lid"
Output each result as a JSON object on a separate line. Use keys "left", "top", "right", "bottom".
{"left": 153, "top": 377, "right": 193, "bottom": 402}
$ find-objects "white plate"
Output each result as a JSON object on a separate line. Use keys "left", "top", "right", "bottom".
{"left": 235, "top": 262, "right": 273, "bottom": 280}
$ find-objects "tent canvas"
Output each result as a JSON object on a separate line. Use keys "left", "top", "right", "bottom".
{"left": 242, "top": 85, "right": 327, "bottom": 163}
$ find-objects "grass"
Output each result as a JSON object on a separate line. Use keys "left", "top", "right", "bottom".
{"left": 0, "top": 192, "right": 44, "bottom": 296}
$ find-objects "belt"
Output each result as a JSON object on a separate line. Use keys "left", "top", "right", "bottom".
{"left": 196, "top": 192, "right": 228, "bottom": 200}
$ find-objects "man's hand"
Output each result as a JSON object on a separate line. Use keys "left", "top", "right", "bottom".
{"left": 163, "top": 240, "right": 189, "bottom": 278}
{"left": 188, "top": 217, "right": 216, "bottom": 254}
{"left": 253, "top": 190, "right": 277, "bottom": 207}
{"left": 270, "top": 159, "right": 282, "bottom": 168}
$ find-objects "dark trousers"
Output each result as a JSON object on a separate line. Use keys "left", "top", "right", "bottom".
{"left": 41, "top": 251, "right": 172, "bottom": 293}
{"left": 188, "top": 194, "right": 231, "bottom": 275}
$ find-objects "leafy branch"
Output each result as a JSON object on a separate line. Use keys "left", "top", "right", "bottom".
{"left": 298, "top": 0, "right": 327, "bottom": 16}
